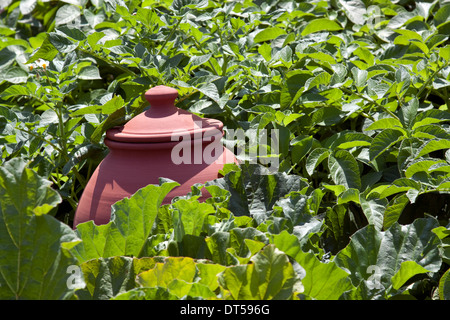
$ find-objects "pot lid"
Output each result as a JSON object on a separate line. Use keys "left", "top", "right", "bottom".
{"left": 106, "top": 85, "right": 223, "bottom": 143}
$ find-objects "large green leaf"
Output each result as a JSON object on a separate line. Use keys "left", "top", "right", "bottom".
{"left": 365, "top": 117, "right": 404, "bottom": 131}
{"left": 359, "top": 196, "right": 387, "bottom": 231}
{"left": 301, "top": 18, "right": 342, "bottom": 36}
{"left": 0, "top": 158, "right": 80, "bottom": 300}
{"left": 254, "top": 27, "right": 287, "bottom": 43}
{"left": 0, "top": 158, "right": 61, "bottom": 216}
{"left": 336, "top": 0, "right": 366, "bottom": 25}
{"left": 273, "top": 191, "right": 320, "bottom": 227}
{"left": 205, "top": 226, "right": 268, "bottom": 265}
{"left": 405, "top": 159, "right": 446, "bottom": 178}
{"left": 137, "top": 257, "right": 196, "bottom": 287}
{"left": 391, "top": 261, "right": 430, "bottom": 290}
{"left": 55, "top": 5, "right": 81, "bottom": 27}
{"left": 206, "top": 164, "right": 307, "bottom": 223}
{"left": 26, "top": 35, "right": 58, "bottom": 64}
{"left": 328, "top": 150, "right": 362, "bottom": 190}
{"left": 75, "top": 256, "right": 157, "bottom": 300}
{"left": 415, "top": 139, "right": 450, "bottom": 158}
{"left": 71, "top": 180, "right": 180, "bottom": 261}
{"left": 382, "top": 194, "right": 410, "bottom": 230}
{"left": 324, "top": 131, "right": 372, "bottom": 150}
{"left": 272, "top": 231, "right": 354, "bottom": 300}
{"left": 166, "top": 198, "right": 217, "bottom": 259}
{"left": 218, "top": 245, "right": 302, "bottom": 300}
{"left": 306, "top": 148, "right": 330, "bottom": 176}
{"left": 412, "top": 109, "right": 450, "bottom": 130}
{"left": 172, "top": 199, "right": 215, "bottom": 241}
{"left": 70, "top": 221, "right": 110, "bottom": 264}
{"left": 439, "top": 268, "right": 450, "bottom": 300}
{"left": 369, "top": 128, "right": 405, "bottom": 161}
{"left": 322, "top": 204, "right": 360, "bottom": 254}
{"left": 136, "top": 256, "right": 218, "bottom": 299}
{"left": 0, "top": 214, "right": 81, "bottom": 300}
{"left": 399, "top": 98, "right": 419, "bottom": 130}
{"left": 334, "top": 218, "right": 442, "bottom": 294}
{"left": 103, "top": 180, "right": 179, "bottom": 257}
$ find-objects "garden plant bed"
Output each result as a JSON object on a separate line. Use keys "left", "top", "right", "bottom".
{"left": 0, "top": 0, "right": 450, "bottom": 300}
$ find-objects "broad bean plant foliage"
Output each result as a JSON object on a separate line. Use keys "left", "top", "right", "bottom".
{"left": 0, "top": 0, "right": 450, "bottom": 300}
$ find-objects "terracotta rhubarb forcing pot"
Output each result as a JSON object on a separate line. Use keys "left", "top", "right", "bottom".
{"left": 73, "top": 85, "right": 237, "bottom": 227}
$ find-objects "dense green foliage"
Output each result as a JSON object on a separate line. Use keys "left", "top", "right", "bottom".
{"left": 0, "top": 0, "right": 450, "bottom": 300}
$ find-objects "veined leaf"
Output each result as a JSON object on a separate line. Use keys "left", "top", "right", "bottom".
{"left": 55, "top": 4, "right": 81, "bottom": 27}
{"left": 272, "top": 231, "right": 353, "bottom": 300}
{"left": 76, "top": 256, "right": 157, "bottom": 300}
{"left": 365, "top": 118, "right": 404, "bottom": 132}
{"left": 0, "top": 158, "right": 80, "bottom": 300}
{"left": 399, "top": 98, "right": 419, "bottom": 130}
{"left": 383, "top": 194, "right": 410, "bottom": 230}
{"left": 254, "top": 27, "right": 287, "bottom": 43}
{"left": 103, "top": 181, "right": 180, "bottom": 257}
{"left": 353, "top": 47, "right": 374, "bottom": 66}
{"left": 0, "top": 158, "right": 61, "bottom": 216}
{"left": 337, "top": 0, "right": 366, "bottom": 25}
{"left": 328, "top": 150, "right": 361, "bottom": 190}
{"left": 205, "top": 228, "right": 267, "bottom": 266}
{"left": 189, "top": 53, "right": 212, "bottom": 67}
{"left": 416, "top": 139, "right": 450, "bottom": 159}
{"left": 205, "top": 163, "right": 307, "bottom": 223}
{"left": 405, "top": 159, "right": 447, "bottom": 178}
{"left": 439, "top": 268, "right": 450, "bottom": 300}
{"left": 306, "top": 71, "right": 331, "bottom": 90}
{"left": 412, "top": 109, "right": 450, "bottom": 130}
{"left": 172, "top": 199, "right": 215, "bottom": 242}
{"left": 324, "top": 131, "right": 372, "bottom": 150}
{"left": 369, "top": 129, "right": 405, "bottom": 161}
{"left": 77, "top": 65, "right": 102, "bottom": 80}
{"left": 306, "top": 148, "right": 331, "bottom": 176}
{"left": 360, "top": 196, "right": 387, "bottom": 231}
{"left": 301, "top": 18, "right": 342, "bottom": 36}
{"left": 391, "top": 261, "right": 430, "bottom": 290}
{"left": 137, "top": 257, "right": 197, "bottom": 288}
{"left": 48, "top": 32, "right": 79, "bottom": 53}
{"left": 26, "top": 35, "right": 58, "bottom": 64}
{"left": 71, "top": 95, "right": 125, "bottom": 115}
{"left": 0, "top": 67, "right": 28, "bottom": 84}
{"left": 413, "top": 124, "right": 450, "bottom": 140}
{"left": 351, "top": 67, "right": 368, "bottom": 90}
{"left": 337, "top": 188, "right": 360, "bottom": 205}
{"left": 379, "top": 178, "right": 421, "bottom": 199}
{"left": 218, "top": 245, "right": 302, "bottom": 300}
{"left": 0, "top": 213, "right": 81, "bottom": 300}
{"left": 71, "top": 221, "right": 109, "bottom": 264}
{"left": 335, "top": 218, "right": 442, "bottom": 291}
{"left": 273, "top": 192, "right": 323, "bottom": 239}
{"left": 72, "top": 181, "right": 180, "bottom": 261}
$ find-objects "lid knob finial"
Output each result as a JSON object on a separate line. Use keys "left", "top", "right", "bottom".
{"left": 144, "top": 85, "right": 178, "bottom": 109}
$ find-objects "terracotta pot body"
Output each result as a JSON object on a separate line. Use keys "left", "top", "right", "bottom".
{"left": 73, "top": 86, "right": 237, "bottom": 227}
